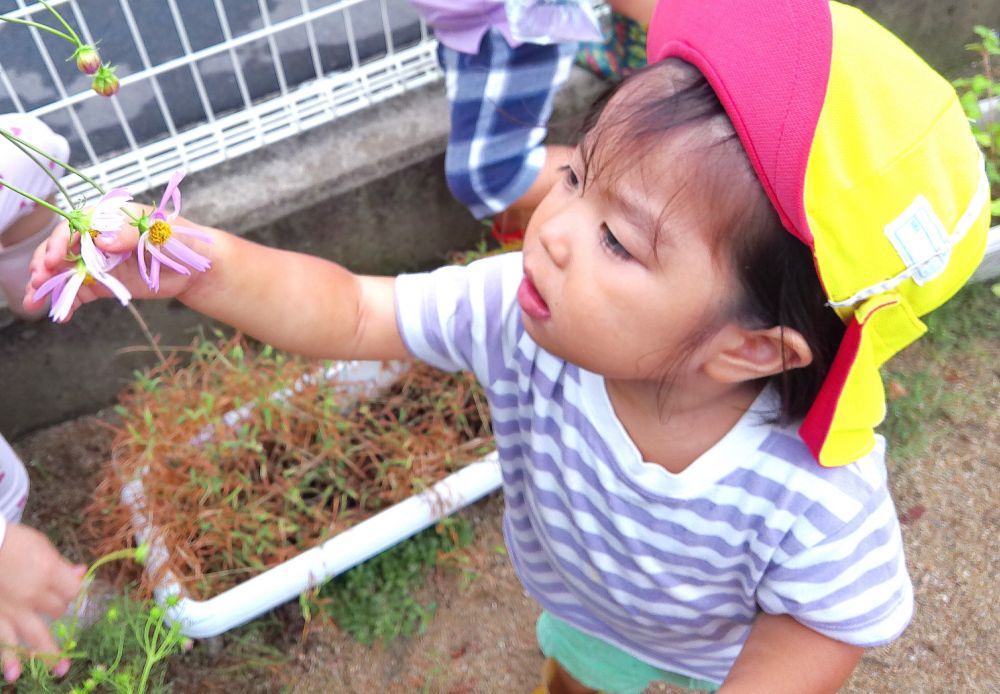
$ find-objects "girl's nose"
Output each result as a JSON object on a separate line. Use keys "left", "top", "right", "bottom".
{"left": 538, "top": 211, "right": 573, "bottom": 269}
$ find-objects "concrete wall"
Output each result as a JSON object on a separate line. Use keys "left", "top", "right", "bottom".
{"left": 2, "top": 0, "right": 999, "bottom": 436}
{"left": 0, "top": 69, "right": 607, "bottom": 437}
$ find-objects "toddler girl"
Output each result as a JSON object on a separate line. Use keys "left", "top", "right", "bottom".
{"left": 26, "top": 0, "right": 990, "bottom": 691}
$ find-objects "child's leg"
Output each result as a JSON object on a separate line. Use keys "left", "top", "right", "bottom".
{"left": 534, "top": 656, "right": 602, "bottom": 694}
{"left": 438, "top": 32, "right": 577, "bottom": 235}
{"left": 493, "top": 142, "right": 571, "bottom": 242}
{"left": 535, "top": 611, "right": 721, "bottom": 694}
{"left": 0, "top": 114, "right": 69, "bottom": 319}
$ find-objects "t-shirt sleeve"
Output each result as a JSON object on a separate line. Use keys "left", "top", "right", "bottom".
{"left": 394, "top": 252, "right": 523, "bottom": 383}
{"left": 755, "top": 479, "right": 913, "bottom": 647}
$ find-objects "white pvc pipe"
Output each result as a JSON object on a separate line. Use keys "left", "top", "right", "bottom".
{"left": 124, "top": 455, "right": 501, "bottom": 638}
{"left": 120, "top": 360, "right": 503, "bottom": 638}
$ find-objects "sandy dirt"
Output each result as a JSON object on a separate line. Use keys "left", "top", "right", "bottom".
{"left": 10, "top": 336, "right": 999, "bottom": 694}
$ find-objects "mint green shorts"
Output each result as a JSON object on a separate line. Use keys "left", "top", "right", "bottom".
{"left": 536, "top": 612, "right": 721, "bottom": 694}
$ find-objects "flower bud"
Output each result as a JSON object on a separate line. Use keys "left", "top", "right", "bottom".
{"left": 72, "top": 45, "right": 101, "bottom": 75}
{"left": 134, "top": 542, "right": 150, "bottom": 565}
{"left": 91, "top": 65, "right": 120, "bottom": 97}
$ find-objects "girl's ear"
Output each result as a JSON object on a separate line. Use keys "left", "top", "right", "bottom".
{"left": 703, "top": 325, "right": 813, "bottom": 384}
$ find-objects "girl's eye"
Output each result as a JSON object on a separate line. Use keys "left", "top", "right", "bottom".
{"left": 601, "top": 225, "right": 631, "bottom": 260}
{"left": 560, "top": 165, "right": 580, "bottom": 189}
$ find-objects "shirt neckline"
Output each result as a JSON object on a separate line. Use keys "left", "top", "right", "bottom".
{"left": 576, "top": 367, "right": 779, "bottom": 496}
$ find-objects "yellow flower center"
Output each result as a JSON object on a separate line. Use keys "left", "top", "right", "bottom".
{"left": 87, "top": 228, "right": 99, "bottom": 239}
{"left": 82, "top": 273, "right": 96, "bottom": 286}
{"left": 149, "top": 220, "right": 172, "bottom": 246}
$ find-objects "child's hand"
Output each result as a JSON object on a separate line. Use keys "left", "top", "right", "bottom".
{"left": 0, "top": 522, "right": 86, "bottom": 683}
{"left": 22, "top": 205, "right": 209, "bottom": 321}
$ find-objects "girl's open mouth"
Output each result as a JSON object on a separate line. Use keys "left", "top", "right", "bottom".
{"left": 517, "top": 275, "right": 550, "bottom": 320}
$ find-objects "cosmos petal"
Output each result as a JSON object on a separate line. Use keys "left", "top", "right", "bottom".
{"left": 80, "top": 231, "right": 112, "bottom": 274}
{"left": 95, "top": 270, "right": 131, "bottom": 306}
{"left": 171, "top": 225, "right": 213, "bottom": 243}
{"left": 50, "top": 271, "right": 85, "bottom": 322}
{"left": 90, "top": 189, "right": 133, "bottom": 231}
{"left": 159, "top": 171, "right": 185, "bottom": 220}
{"left": 164, "top": 238, "right": 210, "bottom": 271}
{"left": 137, "top": 236, "right": 152, "bottom": 289}
{"left": 147, "top": 243, "right": 190, "bottom": 275}
{"left": 150, "top": 258, "right": 161, "bottom": 293}
{"left": 33, "top": 269, "right": 74, "bottom": 302}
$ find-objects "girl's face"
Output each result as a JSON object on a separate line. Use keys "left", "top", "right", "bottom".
{"left": 518, "top": 103, "right": 741, "bottom": 386}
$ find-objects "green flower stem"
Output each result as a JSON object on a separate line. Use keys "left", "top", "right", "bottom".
{"left": 38, "top": 0, "right": 82, "bottom": 46}
{"left": 136, "top": 655, "right": 156, "bottom": 694}
{"left": 0, "top": 126, "right": 105, "bottom": 195}
{"left": 64, "top": 547, "right": 143, "bottom": 641}
{"left": 0, "top": 128, "right": 72, "bottom": 207}
{"left": 0, "top": 14, "right": 76, "bottom": 44}
{"left": 136, "top": 612, "right": 174, "bottom": 694}
{"left": 0, "top": 176, "right": 69, "bottom": 219}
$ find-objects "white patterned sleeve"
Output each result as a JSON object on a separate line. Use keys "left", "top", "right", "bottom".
{"left": 394, "top": 252, "right": 524, "bottom": 382}
{"left": 756, "top": 481, "right": 914, "bottom": 647}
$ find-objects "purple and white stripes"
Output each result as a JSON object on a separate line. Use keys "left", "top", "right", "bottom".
{"left": 395, "top": 253, "right": 913, "bottom": 684}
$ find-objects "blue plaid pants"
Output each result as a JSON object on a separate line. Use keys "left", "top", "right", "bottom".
{"left": 438, "top": 30, "right": 576, "bottom": 219}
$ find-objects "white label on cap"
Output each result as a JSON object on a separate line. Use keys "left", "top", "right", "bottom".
{"left": 883, "top": 195, "right": 950, "bottom": 285}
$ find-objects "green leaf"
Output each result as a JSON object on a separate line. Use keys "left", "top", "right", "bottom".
{"left": 959, "top": 91, "right": 983, "bottom": 119}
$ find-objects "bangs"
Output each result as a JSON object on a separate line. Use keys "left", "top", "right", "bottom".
{"left": 575, "top": 59, "right": 764, "bottom": 263}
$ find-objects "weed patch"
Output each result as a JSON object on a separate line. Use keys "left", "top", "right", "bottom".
{"left": 882, "top": 283, "right": 1000, "bottom": 462}
{"left": 87, "top": 333, "right": 493, "bottom": 603}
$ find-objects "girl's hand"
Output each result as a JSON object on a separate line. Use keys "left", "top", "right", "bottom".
{"left": 0, "top": 522, "right": 85, "bottom": 683}
{"left": 22, "top": 205, "right": 209, "bottom": 321}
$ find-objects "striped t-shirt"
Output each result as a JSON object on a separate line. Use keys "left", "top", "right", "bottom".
{"left": 395, "top": 253, "right": 913, "bottom": 684}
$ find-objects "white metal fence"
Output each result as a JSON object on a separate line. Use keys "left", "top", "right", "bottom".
{"left": 0, "top": 0, "right": 440, "bottom": 202}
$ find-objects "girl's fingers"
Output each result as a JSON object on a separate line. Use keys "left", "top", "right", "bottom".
{"left": 15, "top": 612, "right": 59, "bottom": 660}
{"left": 37, "top": 592, "right": 70, "bottom": 622}
{"left": 0, "top": 620, "right": 22, "bottom": 684}
{"left": 97, "top": 221, "right": 139, "bottom": 254}
{"left": 43, "top": 224, "right": 73, "bottom": 269}
{"left": 50, "top": 565, "right": 86, "bottom": 607}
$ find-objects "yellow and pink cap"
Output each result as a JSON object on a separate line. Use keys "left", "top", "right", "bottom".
{"left": 647, "top": 0, "right": 991, "bottom": 466}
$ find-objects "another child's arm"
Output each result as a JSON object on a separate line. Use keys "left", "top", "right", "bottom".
{"left": 25, "top": 212, "right": 409, "bottom": 362}
{"left": 0, "top": 519, "right": 85, "bottom": 683}
{"left": 719, "top": 613, "right": 863, "bottom": 694}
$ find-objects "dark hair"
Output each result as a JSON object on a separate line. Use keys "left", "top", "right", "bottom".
{"left": 579, "top": 59, "right": 845, "bottom": 422}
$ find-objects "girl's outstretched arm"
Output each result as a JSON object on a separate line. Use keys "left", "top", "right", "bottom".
{"left": 25, "top": 212, "right": 408, "bottom": 362}
{"left": 170, "top": 227, "right": 406, "bottom": 361}
{"left": 719, "top": 613, "right": 863, "bottom": 693}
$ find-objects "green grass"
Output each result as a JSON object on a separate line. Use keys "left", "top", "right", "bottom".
{"left": 307, "top": 516, "right": 474, "bottom": 645}
{"left": 16, "top": 594, "right": 183, "bottom": 694}
{"left": 881, "top": 282, "right": 1000, "bottom": 463}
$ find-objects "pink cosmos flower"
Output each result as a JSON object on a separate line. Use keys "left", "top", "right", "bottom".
{"left": 135, "top": 171, "right": 211, "bottom": 292}
{"left": 32, "top": 258, "right": 131, "bottom": 322}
